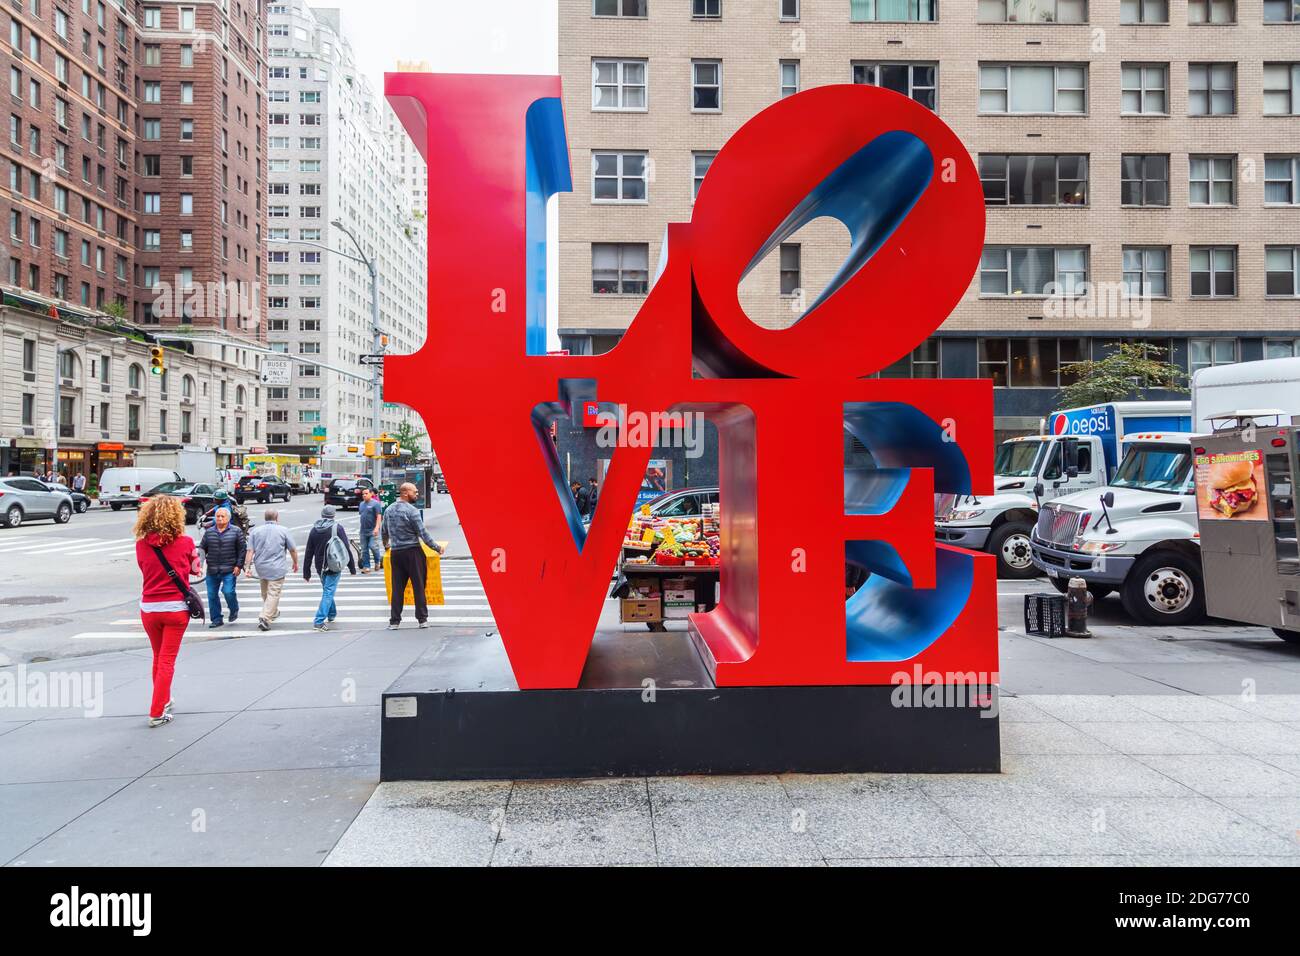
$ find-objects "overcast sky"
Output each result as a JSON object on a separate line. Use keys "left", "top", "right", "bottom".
{"left": 323, "top": 0, "right": 559, "bottom": 89}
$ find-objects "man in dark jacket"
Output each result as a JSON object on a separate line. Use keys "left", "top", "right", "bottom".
{"left": 303, "top": 505, "right": 356, "bottom": 631}
{"left": 382, "top": 482, "right": 442, "bottom": 630}
{"left": 199, "top": 506, "right": 246, "bottom": 628}
{"left": 587, "top": 478, "right": 599, "bottom": 514}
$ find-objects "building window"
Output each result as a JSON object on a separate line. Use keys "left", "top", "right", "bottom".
{"left": 780, "top": 0, "right": 800, "bottom": 20}
{"left": 852, "top": 62, "right": 938, "bottom": 110}
{"left": 592, "top": 242, "right": 650, "bottom": 295}
{"left": 850, "top": 0, "right": 936, "bottom": 22}
{"left": 692, "top": 60, "right": 722, "bottom": 111}
{"left": 878, "top": 338, "right": 941, "bottom": 379}
{"left": 779, "top": 243, "right": 800, "bottom": 296}
{"left": 1265, "top": 338, "right": 1300, "bottom": 359}
{"left": 1120, "top": 0, "right": 1169, "bottom": 24}
{"left": 1189, "top": 338, "right": 1238, "bottom": 374}
{"left": 1189, "top": 246, "right": 1237, "bottom": 298}
{"left": 1264, "top": 63, "right": 1300, "bottom": 115}
{"left": 1189, "top": 0, "right": 1235, "bottom": 23}
{"left": 979, "top": 63, "right": 1087, "bottom": 114}
{"left": 980, "top": 246, "right": 1089, "bottom": 296}
{"left": 1121, "top": 246, "right": 1169, "bottom": 297}
{"left": 692, "top": 0, "right": 721, "bottom": 17}
{"left": 1121, "top": 63, "right": 1168, "bottom": 114}
{"left": 143, "top": 6, "right": 161, "bottom": 28}
{"left": 591, "top": 151, "right": 647, "bottom": 202}
{"left": 977, "top": 1, "right": 1088, "bottom": 24}
{"left": 692, "top": 151, "right": 715, "bottom": 200}
{"left": 1266, "top": 0, "right": 1300, "bottom": 21}
{"left": 591, "top": 59, "right": 646, "bottom": 111}
{"left": 978, "top": 338, "right": 1088, "bottom": 388}
{"left": 1266, "top": 246, "right": 1300, "bottom": 296}
{"left": 979, "top": 154, "right": 1088, "bottom": 206}
{"left": 1265, "top": 155, "right": 1300, "bottom": 205}
{"left": 1189, "top": 155, "right": 1235, "bottom": 206}
{"left": 780, "top": 61, "right": 799, "bottom": 98}
{"left": 1121, "top": 154, "right": 1169, "bottom": 206}
{"left": 1188, "top": 63, "right": 1236, "bottom": 115}
{"left": 592, "top": 0, "right": 646, "bottom": 17}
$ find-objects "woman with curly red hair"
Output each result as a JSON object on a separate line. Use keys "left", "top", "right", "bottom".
{"left": 133, "top": 495, "right": 202, "bottom": 727}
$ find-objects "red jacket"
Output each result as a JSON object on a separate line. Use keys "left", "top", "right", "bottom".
{"left": 136, "top": 532, "right": 197, "bottom": 603}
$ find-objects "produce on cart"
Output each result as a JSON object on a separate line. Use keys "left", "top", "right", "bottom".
{"left": 615, "top": 501, "right": 721, "bottom": 628}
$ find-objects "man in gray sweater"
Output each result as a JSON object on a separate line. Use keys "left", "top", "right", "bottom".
{"left": 381, "top": 482, "right": 443, "bottom": 629}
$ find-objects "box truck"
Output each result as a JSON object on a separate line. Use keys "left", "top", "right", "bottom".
{"left": 1029, "top": 358, "right": 1300, "bottom": 626}
{"left": 131, "top": 447, "right": 217, "bottom": 484}
{"left": 935, "top": 401, "right": 1191, "bottom": 578}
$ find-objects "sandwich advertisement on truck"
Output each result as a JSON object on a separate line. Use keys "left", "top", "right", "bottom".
{"left": 1194, "top": 450, "right": 1266, "bottom": 521}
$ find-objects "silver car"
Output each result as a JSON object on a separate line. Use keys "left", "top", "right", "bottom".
{"left": 0, "top": 477, "right": 74, "bottom": 528}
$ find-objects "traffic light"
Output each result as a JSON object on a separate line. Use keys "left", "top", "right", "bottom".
{"left": 149, "top": 345, "right": 165, "bottom": 376}
{"left": 363, "top": 439, "right": 376, "bottom": 458}
{"left": 380, "top": 437, "right": 400, "bottom": 458}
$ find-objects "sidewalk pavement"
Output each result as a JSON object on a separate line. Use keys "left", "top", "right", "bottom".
{"left": 2, "top": 616, "right": 1298, "bottom": 866}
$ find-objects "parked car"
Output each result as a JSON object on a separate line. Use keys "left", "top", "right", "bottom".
{"left": 138, "top": 481, "right": 222, "bottom": 525}
{"left": 0, "top": 477, "right": 73, "bottom": 527}
{"left": 435, "top": 476, "right": 448, "bottom": 494}
{"left": 324, "top": 477, "right": 377, "bottom": 510}
{"left": 39, "top": 481, "right": 90, "bottom": 514}
{"left": 234, "top": 474, "right": 293, "bottom": 504}
{"left": 97, "top": 467, "right": 182, "bottom": 510}
{"left": 642, "top": 486, "right": 719, "bottom": 518}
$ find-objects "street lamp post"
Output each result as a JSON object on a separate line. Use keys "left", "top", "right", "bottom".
{"left": 331, "top": 219, "right": 383, "bottom": 487}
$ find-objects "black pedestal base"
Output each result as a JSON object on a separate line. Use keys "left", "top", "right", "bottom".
{"left": 380, "top": 629, "right": 1000, "bottom": 780}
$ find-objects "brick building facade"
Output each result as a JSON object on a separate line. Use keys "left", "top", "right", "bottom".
{"left": 559, "top": 0, "right": 1300, "bottom": 436}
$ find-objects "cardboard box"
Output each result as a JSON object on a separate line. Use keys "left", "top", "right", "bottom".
{"left": 621, "top": 598, "right": 662, "bottom": 623}
{"left": 664, "top": 601, "right": 694, "bottom": 620}
{"left": 626, "top": 576, "right": 661, "bottom": 599}
{"left": 664, "top": 588, "right": 694, "bottom": 604}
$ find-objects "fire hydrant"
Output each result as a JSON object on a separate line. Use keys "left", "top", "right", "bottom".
{"left": 1065, "top": 577, "right": 1093, "bottom": 638}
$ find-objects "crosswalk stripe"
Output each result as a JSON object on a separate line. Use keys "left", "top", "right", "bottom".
{"left": 3, "top": 539, "right": 106, "bottom": 554}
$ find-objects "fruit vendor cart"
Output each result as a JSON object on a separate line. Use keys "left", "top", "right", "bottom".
{"left": 615, "top": 504, "right": 720, "bottom": 631}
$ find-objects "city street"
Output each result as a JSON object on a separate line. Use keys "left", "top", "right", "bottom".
{"left": 0, "top": 492, "right": 471, "bottom": 664}
{"left": 1, "top": 499, "right": 1297, "bottom": 866}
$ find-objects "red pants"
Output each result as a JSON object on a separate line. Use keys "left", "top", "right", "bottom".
{"left": 140, "top": 610, "right": 189, "bottom": 719}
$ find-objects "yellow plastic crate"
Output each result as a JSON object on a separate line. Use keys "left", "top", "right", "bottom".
{"left": 382, "top": 540, "right": 448, "bottom": 607}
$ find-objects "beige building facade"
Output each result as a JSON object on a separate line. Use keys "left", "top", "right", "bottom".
{"left": 558, "top": 0, "right": 1300, "bottom": 432}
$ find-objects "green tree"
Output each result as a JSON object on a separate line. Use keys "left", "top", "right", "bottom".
{"left": 102, "top": 301, "right": 127, "bottom": 320}
{"left": 1057, "top": 342, "right": 1188, "bottom": 409}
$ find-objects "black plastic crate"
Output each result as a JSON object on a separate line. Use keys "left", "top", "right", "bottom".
{"left": 1024, "top": 592, "right": 1067, "bottom": 638}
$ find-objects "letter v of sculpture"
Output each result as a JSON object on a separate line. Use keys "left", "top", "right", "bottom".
{"left": 385, "top": 73, "right": 997, "bottom": 693}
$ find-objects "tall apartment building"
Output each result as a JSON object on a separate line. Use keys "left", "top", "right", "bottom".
{"left": 1, "top": 0, "right": 138, "bottom": 311}
{"left": 135, "top": 0, "right": 267, "bottom": 339}
{"left": 0, "top": 0, "right": 268, "bottom": 479}
{"left": 387, "top": 59, "right": 428, "bottom": 217}
{"left": 559, "top": 0, "right": 1300, "bottom": 437}
{"left": 264, "top": 4, "right": 427, "bottom": 455}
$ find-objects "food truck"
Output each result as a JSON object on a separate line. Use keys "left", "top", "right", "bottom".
{"left": 1196, "top": 412, "right": 1300, "bottom": 644}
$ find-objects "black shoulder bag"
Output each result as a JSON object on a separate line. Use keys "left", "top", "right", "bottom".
{"left": 150, "top": 545, "right": 206, "bottom": 620}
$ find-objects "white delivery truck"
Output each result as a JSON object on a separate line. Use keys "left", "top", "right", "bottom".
{"left": 132, "top": 447, "right": 218, "bottom": 484}
{"left": 935, "top": 401, "right": 1192, "bottom": 578}
{"left": 1029, "top": 357, "right": 1300, "bottom": 625}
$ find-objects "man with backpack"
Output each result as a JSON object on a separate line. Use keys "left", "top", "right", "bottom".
{"left": 303, "top": 504, "right": 356, "bottom": 632}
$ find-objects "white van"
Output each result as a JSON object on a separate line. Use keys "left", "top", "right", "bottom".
{"left": 98, "top": 467, "right": 182, "bottom": 510}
